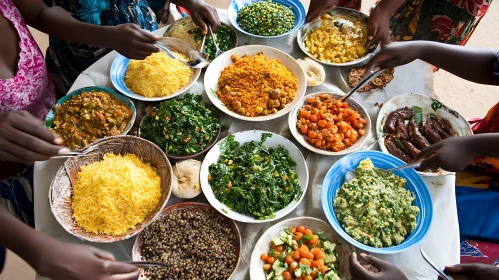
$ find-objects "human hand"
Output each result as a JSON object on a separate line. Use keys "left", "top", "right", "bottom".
{"left": 36, "top": 242, "right": 139, "bottom": 280}
{"left": 367, "top": 5, "right": 392, "bottom": 47}
{"left": 109, "top": 24, "right": 159, "bottom": 60}
{"left": 306, "top": 0, "right": 339, "bottom": 22}
{"left": 364, "top": 42, "right": 422, "bottom": 74}
{"left": 0, "top": 111, "right": 68, "bottom": 164}
{"left": 182, "top": 0, "right": 221, "bottom": 34}
{"left": 442, "top": 263, "right": 499, "bottom": 280}
{"left": 350, "top": 252, "right": 408, "bottom": 280}
{"left": 415, "top": 136, "right": 475, "bottom": 172}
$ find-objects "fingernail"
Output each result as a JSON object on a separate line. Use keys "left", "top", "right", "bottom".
{"left": 154, "top": 35, "right": 160, "bottom": 39}
{"left": 371, "top": 67, "right": 380, "bottom": 73}
{"left": 58, "top": 148, "right": 71, "bottom": 155}
{"left": 54, "top": 137, "right": 63, "bottom": 145}
{"left": 368, "top": 36, "right": 373, "bottom": 40}
{"left": 360, "top": 253, "right": 368, "bottom": 258}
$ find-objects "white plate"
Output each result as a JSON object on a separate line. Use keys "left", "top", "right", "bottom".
{"left": 288, "top": 92, "right": 371, "bottom": 156}
{"left": 204, "top": 45, "right": 307, "bottom": 121}
{"left": 200, "top": 130, "right": 309, "bottom": 223}
{"left": 250, "top": 217, "right": 354, "bottom": 280}
{"left": 376, "top": 93, "right": 473, "bottom": 176}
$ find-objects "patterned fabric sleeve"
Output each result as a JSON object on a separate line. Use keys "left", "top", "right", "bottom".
{"left": 493, "top": 52, "right": 499, "bottom": 79}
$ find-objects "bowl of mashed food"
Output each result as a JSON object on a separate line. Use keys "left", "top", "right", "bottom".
{"left": 297, "top": 7, "right": 377, "bottom": 66}
{"left": 321, "top": 150, "right": 433, "bottom": 254}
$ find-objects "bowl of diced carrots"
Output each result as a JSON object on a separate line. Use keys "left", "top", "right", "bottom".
{"left": 288, "top": 92, "right": 371, "bottom": 156}
{"left": 250, "top": 217, "right": 355, "bottom": 280}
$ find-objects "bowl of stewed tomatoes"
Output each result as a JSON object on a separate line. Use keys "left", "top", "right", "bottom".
{"left": 288, "top": 92, "right": 371, "bottom": 155}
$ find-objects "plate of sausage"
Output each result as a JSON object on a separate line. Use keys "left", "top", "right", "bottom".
{"left": 376, "top": 93, "right": 473, "bottom": 176}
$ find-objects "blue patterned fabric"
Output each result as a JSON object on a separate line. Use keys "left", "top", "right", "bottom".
{"left": 46, "top": 0, "right": 164, "bottom": 88}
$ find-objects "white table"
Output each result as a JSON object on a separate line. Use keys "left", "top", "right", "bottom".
{"left": 34, "top": 10, "right": 460, "bottom": 280}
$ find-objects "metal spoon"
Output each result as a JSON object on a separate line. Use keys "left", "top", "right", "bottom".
{"left": 341, "top": 69, "right": 382, "bottom": 102}
{"left": 154, "top": 42, "right": 208, "bottom": 68}
{"left": 207, "top": 23, "right": 223, "bottom": 58}
{"left": 124, "top": 261, "right": 171, "bottom": 268}
{"left": 344, "top": 157, "right": 423, "bottom": 182}
{"left": 420, "top": 246, "right": 452, "bottom": 280}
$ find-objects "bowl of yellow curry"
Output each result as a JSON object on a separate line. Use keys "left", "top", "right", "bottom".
{"left": 204, "top": 45, "right": 307, "bottom": 121}
{"left": 110, "top": 37, "right": 202, "bottom": 102}
{"left": 297, "top": 8, "right": 377, "bottom": 67}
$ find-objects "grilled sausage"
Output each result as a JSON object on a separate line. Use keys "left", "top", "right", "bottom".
{"left": 408, "top": 119, "right": 430, "bottom": 149}
{"left": 396, "top": 118, "right": 409, "bottom": 140}
{"left": 401, "top": 139, "right": 421, "bottom": 158}
{"left": 421, "top": 120, "right": 443, "bottom": 144}
{"left": 385, "top": 137, "right": 412, "bottom": 163}
{"left": 395, "top": 107, "right": 415, "bottom": 120}
{"left": 428, "top": 118, "right": 451, "bottom": 139}
{"left": 384, "top": 112, "right": 400, "bottom": 133}
{"left": 431, "top": 115, "right": 457, "bottom": 136}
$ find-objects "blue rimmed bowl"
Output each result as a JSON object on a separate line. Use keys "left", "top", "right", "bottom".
{"left": 321, "top": 150, "right": 433, "bottom": 254}
{"left": 110, "top": 38, "right": 202, "bottom": 102}
{"left": 44, "top": 86, "right": 136, "bottom": 138}
{"left": 228, "top": 0, "right": 306, "bottom": 39}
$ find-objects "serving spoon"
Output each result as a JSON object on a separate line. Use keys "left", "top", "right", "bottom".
{"left": 154, "top": 42, "right": 208, "bottom": 68}
{"left": 124, "top": 261, "right": 171, "bottom": 268}
{"left": 420, "top": 246, "right": 452, "bottom": 280}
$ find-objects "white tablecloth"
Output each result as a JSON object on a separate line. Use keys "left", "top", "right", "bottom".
{"left": 34, "top": 10, "right": 460, "bottom": 280}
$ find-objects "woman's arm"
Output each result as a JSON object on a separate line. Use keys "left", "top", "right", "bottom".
{"left": 365, "top": 41, "right": 499, "bottom": 86}
{"left": 13, "top": 0, "right": 158, "bottom": 60}
{"left": 0, "top": 206, "right": 139, "bottom": 280}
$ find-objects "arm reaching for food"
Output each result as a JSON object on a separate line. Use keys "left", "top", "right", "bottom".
{"left": 171, "top": 0, "right": 221, "bottom": 33}
{"left": 349, "top": 252, "right": 408, "bottom": 280}
{"left": 306, "top": 0, "right": 339, "bottom": 22}
{"left": 13, "top": 0, "right": 159, "bottom": 60}
{"left": 364, "top": 41, "right": 499, "bottom": 86}
{"left": 0, "top": 207, "right": 139, "bottom": 280}
{"left": 442, "top": 263, "right": 499, "bottom": 280}
{"left": 367, "top": 0, "right": 405, "bottom": 46}
{"left": 415, "top": 133, "right": 499, "bottom": 172}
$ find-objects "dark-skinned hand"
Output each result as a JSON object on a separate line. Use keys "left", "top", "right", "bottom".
{"left": 350, "top": 252, "right": 408, "bottom": 280}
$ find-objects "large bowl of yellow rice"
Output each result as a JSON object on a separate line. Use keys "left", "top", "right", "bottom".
{"left": 49, "top": 135, "right": 172, "bottom": 243}
{"left": 297, "top": 7, "right": 377, "bottom": 67}
{"left": 110, "top": 37, "right": 201, "bottom": 102}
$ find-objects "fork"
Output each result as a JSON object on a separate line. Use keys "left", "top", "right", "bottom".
{"left": 420, "top": 245, "right": 451, "bottom": 280}
{"left": 51, "top": 139, "right": 121, "bottom": 159}
{"left": 154, "top": 42, "right": 208, "bottom": 68}
{"left": 207, "top": 23, "right": 223, "bottom": 58}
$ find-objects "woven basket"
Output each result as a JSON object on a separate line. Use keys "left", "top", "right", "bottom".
{"left": 49, "top": 135, "right": 172, "bottom": 243}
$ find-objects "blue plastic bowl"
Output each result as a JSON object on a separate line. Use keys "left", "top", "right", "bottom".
{"left": 44, "top": 86, "right": 136, "bottom": 142}
{"left": 321, "top": 150, "right": 433, "bottom": 254}
{"left": 228, "top": 0, "right": 306, "bottom": 39}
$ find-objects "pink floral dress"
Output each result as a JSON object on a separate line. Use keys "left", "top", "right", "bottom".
{"left": 0, "top": 0, "right": 55, "bottom": 120}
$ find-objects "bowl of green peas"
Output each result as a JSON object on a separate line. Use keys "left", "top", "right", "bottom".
{"left": 228, "top": 0, "right": 306, "bottom": 38}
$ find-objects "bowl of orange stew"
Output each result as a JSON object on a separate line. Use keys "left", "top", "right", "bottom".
{"left": 288, "top": 92, "right": 370, "bottom": 155}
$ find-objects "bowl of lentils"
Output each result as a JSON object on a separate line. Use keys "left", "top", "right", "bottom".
{"left": 138, "top": 93, "right": 221, "bottom": 160}
{"left": 132, "top": 202, "right": 241, "bottom": 280}
{"left": 228, "top": 0, "right": 306, "bottom": 38}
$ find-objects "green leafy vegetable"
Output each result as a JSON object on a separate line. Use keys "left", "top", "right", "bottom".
{"left": 411, "top": 106, "right": 423, "bottom": 125}
{"left": 303, "top": 235, "right": 313, "bottom": 241}
{"left": 139, "top": 94, "right": 220, "bottom": 156}
{"left": 300, "top": 263, "right": 313, "bottom": 275}
{"left": 208, "top": 134, "right": 302, "bottom": 220}
{"left": 317, "top": 231, "right": 327, "bottom": 241}
{"left": 269, "top": 249, "right": 276, "bottom": 257}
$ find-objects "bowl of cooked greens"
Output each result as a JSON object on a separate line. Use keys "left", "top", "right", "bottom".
{"left": 138, "top": 93, "right": 221, "bottom": 160}
{"left": 164, "top": 16, "right": 238, "bottom": 62}
{"left": 200, "top": 130, "right": 309, "bottom": 223}
{"left": 321, "top": 150, "right": 433, "bottom": 254}
{"left": 228, "top": 0, "right": 306, "bottom": 38}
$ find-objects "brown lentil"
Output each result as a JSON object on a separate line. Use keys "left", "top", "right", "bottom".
{"left": 139, "top": 207, "right": 238, "bottom": 280}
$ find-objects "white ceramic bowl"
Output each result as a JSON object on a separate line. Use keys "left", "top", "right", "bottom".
{"left": 377, "top": 93, "right": 473, "bottom": 176}
{"left": 288, "top": 92, "right": 371, "bottom": 156}
{"left": 200, "top": 130, "right": 309, "bottom": 223}
{"left": 204, "top": 45, "right": 307, "bottom": 121}
{"left": 250, "top": 217, "right": 354, "bottom": 280}
{"left": 110, "top": 37, "right": 201, "bottom": 102}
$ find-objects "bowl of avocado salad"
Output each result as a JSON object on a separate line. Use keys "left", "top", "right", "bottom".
{"left": 321, "top": 150, "right": 433, "bottom": 254}
{"left": 139, "top": 93, "right": 221, "bottom": 160}
{"left": 200, "top": 130, "right": 309, "bottom": 223}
